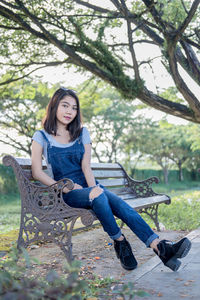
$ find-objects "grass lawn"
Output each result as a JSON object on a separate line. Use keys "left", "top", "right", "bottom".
{"left": 0, "top": 193, "right": 21, "bottom": 234}
{"left": 142, "top": 181, "right": 200, "bottom": 231}
{"left": 152, "top": 180, "right": 200, "bottom": 196}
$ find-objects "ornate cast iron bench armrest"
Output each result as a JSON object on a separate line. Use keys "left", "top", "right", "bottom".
{"left": 118, "top": 163, "right": 159, "bottom": 198}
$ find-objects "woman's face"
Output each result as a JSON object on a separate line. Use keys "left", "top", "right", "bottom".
{"left": 56, "top": 95, "right": 78, "bottom": 127}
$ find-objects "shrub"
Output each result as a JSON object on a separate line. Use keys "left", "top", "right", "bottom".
{"left": 0, "top": 247, "right": 148, "bottom": 299}
{"left": 0, "top": 164, "right": 18, "bottom": 194}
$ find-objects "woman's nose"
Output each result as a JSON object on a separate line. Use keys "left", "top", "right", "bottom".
{"left": 66, "top": 106, "right": 72, "bottom": 113}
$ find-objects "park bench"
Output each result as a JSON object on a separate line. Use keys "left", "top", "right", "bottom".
{"left": 3, "top": 155, "right": 171, "bottom": 262}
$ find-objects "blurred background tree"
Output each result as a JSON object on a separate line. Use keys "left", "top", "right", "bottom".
{"left": 0, "top": 0, "right": 199, "bottom": 123}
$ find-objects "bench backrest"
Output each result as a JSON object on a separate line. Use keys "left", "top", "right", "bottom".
{"left": 14, "top": 158, "right": 127, "bottom": 191}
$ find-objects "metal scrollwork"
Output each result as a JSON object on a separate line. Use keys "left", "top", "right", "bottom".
{"left": 80, "top": 211, "right": 97, "bottom": 226}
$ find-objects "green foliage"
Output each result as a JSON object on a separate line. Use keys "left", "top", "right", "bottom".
{"left": 0, "top": 164, "right": 18, "bottom": 194}
{"left": 0, "top": 0, "right": 199, "bottom": 123}
{"left": 159, "top": 87, "right": 186, "bottom": 104}
{"left": 132, "top": 168, "right": 200, "bottom": 184}
{"left": 81, "top": 84, "right": 140, "bottom": 162}
{"left": 0, "top": 79, "right": 57, "bottom": 156}
{"left": 0, "top": 248, "right": 88, "bottom": 300}
{"left": 188, "top": 124, "right": 200, "bottom": 151}
{"left": 155, "top": 0, "right": 190, "bottom": 28}
{"left": 158, "top": 191, "right": 200, "bottom": 231}
{"left": 0, "top": 247, "right": 148, "bottom": 299}
{"left": 124, "top": 119, "right": 196, "bottom": 183}
{"left": 141, "top": 189, "right": 200, "bottom": 231}
{"left": 0, "top": 193, "right": 20, "bottom": 234}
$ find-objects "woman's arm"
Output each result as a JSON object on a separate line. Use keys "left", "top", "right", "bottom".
{"left": 31, "top": 140, "right": 57, "bottom": 186}
{"left": 32, "top": 140, "right": 79, "bottom": 192}
{"left": 82, "top": 144, "right": 96, "bottom": 187}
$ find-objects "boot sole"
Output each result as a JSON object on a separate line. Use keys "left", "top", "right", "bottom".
{"left": 165, "top": 238, "right": 191, "bottom": 272}
{"left": 120, "top": 262, "right": 138, "bottom": 270}
{"left": 165, "top": 257, "right": 181, "bottom": 272}
{"left": 114, "top": 249, "right": 138, "bottom": 270}
{"left": 174, "top": 238, "right": 191, "bottom": 259}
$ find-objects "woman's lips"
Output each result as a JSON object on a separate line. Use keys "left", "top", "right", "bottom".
{"left": 64, "top": 116, "right": 71, "bottom": 120}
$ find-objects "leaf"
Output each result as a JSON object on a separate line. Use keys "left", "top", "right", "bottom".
{"left": 46, "top": 270, "right": 59, "bottom": 283}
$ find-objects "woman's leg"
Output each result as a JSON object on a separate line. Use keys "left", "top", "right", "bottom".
{"left": 103, "top": 188, "right": 158, "bottom": 247}
{"left": 63, "top": 186, "right": 138, "bottom": 270}
{"left": 63, "top": 187, "right": 122, "bottom": 240}
{"left": 103, "top": 188, "right": 191, "bottom": 271}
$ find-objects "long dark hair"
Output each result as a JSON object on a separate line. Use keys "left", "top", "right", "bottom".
{"left": 43, "top": 88, "right": 82, "bottom": 141}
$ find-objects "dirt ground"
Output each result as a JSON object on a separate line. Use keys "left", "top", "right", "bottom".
{"left": 26, "top": 226, "right": 189, "bottom": 280}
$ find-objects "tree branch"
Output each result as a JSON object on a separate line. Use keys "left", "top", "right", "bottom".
{"left": 0, "top": 65, "right": 54, "bottom": 86}
{"left": 174, "top": 0, "right": 200, "bottom": 43}
{"left": 120, "top": 0, "right": 140, "bottom": 81}
{"left": 0, "top": 24, "right": 23, "bottom": 30}
{"left": 74, "top": 0, "right": 114, "bottom": 14}
{"left": 0, "top": 4, "right": 48, "bottom": 41}
{"left": 139, "top": 87, "right": 196, "bottom": 123}
{"left": 167, "top": 42, "right": 200, "bottom": 120}
{"left": 0, "top": 133, "right": 30, "bottom": 155}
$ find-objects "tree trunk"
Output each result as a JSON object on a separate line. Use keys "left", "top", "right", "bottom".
{"left": 178, "top": 161, "right": 184, "bottom": 181}
{"left": 163, "top": 167, "right": 169, "bottom": 184}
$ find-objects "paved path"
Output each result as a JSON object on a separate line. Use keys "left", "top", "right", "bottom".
{"left": 123, "top": 228, "right": 200, "bottom": 299}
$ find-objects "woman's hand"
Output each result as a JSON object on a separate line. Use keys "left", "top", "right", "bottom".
{"left": 73, "top": 183, "right": 83, "bottom": 190}
{"left": 63, "top": 183, "right": 83, "bottom": 193}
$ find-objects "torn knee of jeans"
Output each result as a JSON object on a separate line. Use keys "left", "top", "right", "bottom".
{"left": 89, "top": 186, "right": 103, "bottom": 202}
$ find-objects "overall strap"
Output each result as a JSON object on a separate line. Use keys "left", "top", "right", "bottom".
{"left": 39, "top": 130, "right": 51, "bottom": 146}
{"left": 80, "top": 127, "right": 83, "bottom": 136}
{"left": 78, "top": 127, "right": 84, "bottom": 143}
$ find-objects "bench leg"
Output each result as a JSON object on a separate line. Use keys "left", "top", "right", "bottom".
{"left": 17, "top": 212, "right": 77, "bottom": 262}
{"left": 17, "top": 213, "right": 29, "bottom": 249}
{"left": 53, "top": 217, "right": 78, "bottom": 263}
{"left": 139, "top": 204, "right": 161, "bottom": 231}
{"left": 57, "top": 241, "right": 73, "bottom": 262}
{"left": 17, "top": 224, "right": 26, "bottom": 250}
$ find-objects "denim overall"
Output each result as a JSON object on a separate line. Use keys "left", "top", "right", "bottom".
{"left": 40, "top": 130, "right": 158, "bottom": 245}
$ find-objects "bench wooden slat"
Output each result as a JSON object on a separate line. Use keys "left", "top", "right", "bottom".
{"left": 125, "top": 195, "right": 170, "bottom": 210}
{"left": 15, "top": 158, "right": 121, "bottom": 172}
{"left": 16, "top": 158, "right": 47, "bottom": 169}
{"left": 91, "top": 162, "right": 121, "bottom": 170}
{"left": 97, "top": 178, "right": 125, "bottom": 187}
{"left": 119, "top": 193, "right": 136, "bottom": 200}
{"left": 93, "top": 170, "right": 124, "bottom": 178}
{"left": 109, "top": 187, "right": 129, "bottom": 194}
{"left": 23, "top": 170, "right": 125, "bottom": 185}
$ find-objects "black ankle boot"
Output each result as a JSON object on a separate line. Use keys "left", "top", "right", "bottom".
{"left": 154, "top": 237, "right": 191, "bottom": 271}
{"left": 114, "top": 235, "right": 137, "bottom": 270}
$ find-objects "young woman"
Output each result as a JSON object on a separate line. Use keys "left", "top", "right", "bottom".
{"left": 31, "top": 88, "right": 191, "bottom": 271}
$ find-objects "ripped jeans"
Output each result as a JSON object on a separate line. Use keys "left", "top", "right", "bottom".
{"left": 63, "top": 186, "right": 158, "bottom": 247}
